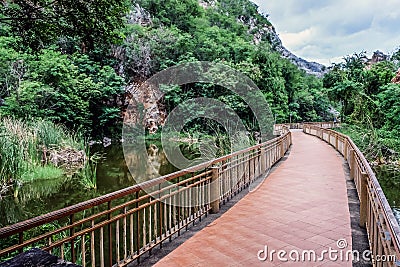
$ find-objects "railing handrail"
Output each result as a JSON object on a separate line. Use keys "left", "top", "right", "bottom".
{"left": 5, "top": 122, "right": 399, "bottom": 265}
{"left": 0, "top": 127, "right": 291, "bottom": 239}
{"left": 0, "top": 125, "right": 292, "bottom": 265}
{"left": 327, "top": 128, "right": 400, "bottom": 248}
{"left": 303, "top": 124, "right": 400, "bottom": 257}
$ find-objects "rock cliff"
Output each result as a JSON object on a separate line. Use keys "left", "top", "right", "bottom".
{"left": 255, "top": 25, "right": 327, "bottom": 77}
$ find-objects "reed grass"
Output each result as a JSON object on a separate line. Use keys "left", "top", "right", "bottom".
{"left": 0, "top": 116, "right": 85, "bottom": 189}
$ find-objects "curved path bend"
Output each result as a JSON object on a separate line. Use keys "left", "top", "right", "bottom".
{"left": 154, "top": 130, "right": 352, "bottom": 266}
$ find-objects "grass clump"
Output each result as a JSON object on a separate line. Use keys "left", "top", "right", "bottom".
{"left": 21, "top": 165, "right": 64, "bottom": 182}
{"left": 0, "top": 117, "right": 85, "bottom": 193}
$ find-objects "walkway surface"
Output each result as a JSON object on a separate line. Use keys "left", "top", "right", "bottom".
{"left": 154, "top": 130, "right": 352, "bottom": 266}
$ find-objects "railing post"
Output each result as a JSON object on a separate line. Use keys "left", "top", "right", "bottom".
{"left": 250, "top": 154, "right": 255, "bottom": 180}
{"left": 260, "top": 148, "right": 266, "bottom": 174}
{"left": 335, "top": 134, "right": 338, "bottom": 150}
{"left": 359, "top": 172, "right": 368, "bottom": 228}
{"left": 349, "top": 149, "right": 355, "bottom": 180}
{"left": 70, "top": 214, "right": 75, "bottom": 263}
{"left": 18, "top": 232, "right": 23, "bottom": 254}
{"left": 280, "top": 139, "right": 285, "bottom": 157}
{"left": 107, "top": 201, "right": 112, "bottom": 267}
{"left": 210, "top": 167, "right": 220, "bottom": 214}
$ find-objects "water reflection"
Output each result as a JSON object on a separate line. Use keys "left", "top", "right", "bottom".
{"left": 2, "top": 142, "right": 399, "bottom": 228}
{"left": 95, "top": 143, "right": 178, "bottom": 191}
{"left": 0, "top": 142, "right": 179, "bottom": 227}
{"left": 374, "top": 165, "right": 400, "bottom": 225}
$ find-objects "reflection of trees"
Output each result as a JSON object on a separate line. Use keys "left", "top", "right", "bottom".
{"left": 0, "top": 196, "right": 25, "bottom": 227}
{"left": 0, "top": 144, "right": 178, "bottom": 226}
{"left": 0, "top": 177, "right": 101, "bottom": 227}
{"left": 124, "top": 144, "right": 170, "bottom": 184}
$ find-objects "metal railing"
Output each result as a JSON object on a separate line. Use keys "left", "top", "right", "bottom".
{"left": 0, "top": 127, "right": 292, "bottom": 266}
{"left": 303, "top": 124, "right": 400, "bottom": 267}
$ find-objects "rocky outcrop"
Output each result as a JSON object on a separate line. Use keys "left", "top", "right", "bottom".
{"left": 264, "top": 26, "right": 327, "bottom": 77}
{"left": 243, "top": 17, "right": 327, "bottom": 77}
{"left": 391, "top": 68, "right": 400, "bottom": 84}
{"left": 365, "top": 50, "right": 389, "bottom": 69}
{"left": 122, "top": 82, "right": 166, "bottom": 134}
{"left": 1, "top": 248, "right": 81, "bottom": 267}
{"left": 114, "top": 5, "right": 166, "bottom": 134}
{"left": 127, "top": 4, "right": 152, "bottom": 26}
{"left": 370, "top": 50, "right": 388, "bottom": 64}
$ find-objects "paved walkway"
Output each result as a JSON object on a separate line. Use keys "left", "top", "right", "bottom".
{"left": 154, "top": 131, "right": 352, "bottom": 266}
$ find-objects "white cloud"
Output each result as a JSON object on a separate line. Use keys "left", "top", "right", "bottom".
{"left": 280, "top": 27, "right": 318, "bottom": 48}
{"left": 251, "top": 0, "right": 400, "bottom": 65}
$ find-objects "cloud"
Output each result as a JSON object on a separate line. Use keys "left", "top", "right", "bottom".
{"left": 251, "top": 0, "right": 400, "bottom": 65}
{"left": 280, "top": 27, "right": 318, "bottom": 47}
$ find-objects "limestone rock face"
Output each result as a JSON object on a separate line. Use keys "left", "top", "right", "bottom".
{"left": 266, "top": 27, "right": 327, "bottom": 77}
{"left": 370, "top": 50, "right": 388, "bottom": 64}
{"left": 245, "top": 17, "right": 327, "bottom": 77}
{"left": 127, "top": 4, "right": 152, "bottom": 26}
{"left": 391, "top": 68, "right": 400, "bottom": 84}
{"left": 122, "top": 82, "right": 166, "bottom": 134}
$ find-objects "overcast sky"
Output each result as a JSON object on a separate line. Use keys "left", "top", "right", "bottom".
{"left": 251, "top": 0, "right": 400, "bottom": 66}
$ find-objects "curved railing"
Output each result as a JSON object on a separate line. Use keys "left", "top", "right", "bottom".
{"left": 273, "top": 122, "right": 339, "bottom": 135}
{"left": 303, "top": 124, "right": 400, "bottom": 266}
{"left": 0, "top": 127, "right": 292, "bottom": 266}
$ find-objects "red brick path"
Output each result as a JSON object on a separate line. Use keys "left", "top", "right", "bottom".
{"left": 154, "top": 130, "right": 352, "bottom": 266}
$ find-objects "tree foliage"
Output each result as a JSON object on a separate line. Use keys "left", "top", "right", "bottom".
{"left": 0, "top": 0, "right": 337, "bottom": 140}
{"left": 323, "top": 50, "right": 400, "bottom": 158}
{"left": 0, "top": 38, "right": 124, "bottom": 137}
{"left": 1, "top": 0, "right": 129, "bottom": 51}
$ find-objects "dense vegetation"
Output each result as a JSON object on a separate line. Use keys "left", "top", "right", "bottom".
{"left": 0, "top": 117, "right": 85, "bottom": 191}
{"left": 1, "top": 0, "right": 399, "bottom": 189}
{"left": 0, "top": 0, "right": 336, "bottom": 189}
{"left": 323, "top": 52, "right": 400, "bottom": 162}
{"left": 0, "top": 0, "right": 332, "bottom": 137}
{"left": 120, "top": 0, "right": 332, "bottom": 127}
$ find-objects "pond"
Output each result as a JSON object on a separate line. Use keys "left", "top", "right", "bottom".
{"left": 0, "top": 142, "right": 181, "bottom": 227}
{"left": 374, "top": 165, "right": 400, "bottom": 226}
{"left": 1, "top": 144, "right": 399, "bottom": 228}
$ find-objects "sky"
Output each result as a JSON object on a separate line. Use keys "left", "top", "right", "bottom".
{"left": 251, "top": 0, "right": 400, "bottom": 66}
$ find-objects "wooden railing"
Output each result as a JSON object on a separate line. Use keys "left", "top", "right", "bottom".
{"left": 0, "top": 127, "right": 292, "bottom": 266}
{"left": 303, "top": 124, "right": 400, "bottom": 266}
{"left": 273, "top": 122, "right": 339, "bottom": 135}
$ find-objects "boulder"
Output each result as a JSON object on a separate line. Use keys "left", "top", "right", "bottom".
{"left": 0, "top": 248, "right": 81, "bottom": 267}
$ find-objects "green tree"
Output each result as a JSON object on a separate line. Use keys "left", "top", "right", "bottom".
{"left": 363, "top": 61, "right": 396, "bottom": 95}
{"left": 378, "top": 84, "right": 400, "bottom": 132}
{"left": 135, "top": 0, "right": 202, "bottom": 32}
{"left": 326, "top": 80, "right": 362, "bottom": 121}
{"left": 0, "top": 0, "right": 129, "bottom": 51}
{"left": 0, "top": 46, "right": 123, "bottom": 137}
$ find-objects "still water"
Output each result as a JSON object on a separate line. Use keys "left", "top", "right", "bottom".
{"left": 0, "top": 145, "right": 399, "bottom": 227}
{"left": 0, "top": 143, "right": 180, "bottom": 227}
{"left": 374, "top": 165, "right": 400, "bottom": 225}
